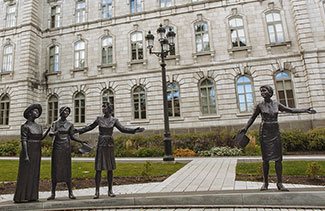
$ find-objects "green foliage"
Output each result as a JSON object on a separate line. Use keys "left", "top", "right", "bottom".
{"left": 305, "top": 162, "right": 322, "bottom": 177}
{"left": 306, "top": 128, "right": 325, "bottom": 151}
{"left": 0, "top": 140, "right": 20, "bottom": 156}
{"left": 198, "top": 146, "right": 242, "bottom": 157}
{"left": 141, "top": 161, "right": 153, "bottom": 179}
{"left": 41, "top": 146, "right": 52, "bottom": 157}
{"left": 281, "top": 129, "right": 308, "bottom": 152}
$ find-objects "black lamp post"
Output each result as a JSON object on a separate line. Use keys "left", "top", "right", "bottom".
{"left": 146, "top": 24, "right": 175, "bottom": 161}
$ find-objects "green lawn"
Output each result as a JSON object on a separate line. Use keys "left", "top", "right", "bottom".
{"left": 0, "top": 160, "right": 186, "bottom": 181}
{"left": 236, "top": 161, "right": 325, "bottom": 176}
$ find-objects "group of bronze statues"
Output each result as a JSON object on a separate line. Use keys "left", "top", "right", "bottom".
{"left": 13, "top": 102, "right": 144, "bottom": 203}
{"left": 13, "top": 85, "right": 316, "bottom": 203}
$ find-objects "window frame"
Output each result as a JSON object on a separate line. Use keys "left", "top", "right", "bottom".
{"left": 130, "top": 31, "right": 144, "bottom": 61}
{"left": 101, "top": 36, "right": 113, "bottom": 65}
{"left": 274, "top": 71, "right": 296, "bottom": 108}
{"left": 47, "top": 95, "right": 58, "bottom": 124}
{"left": 265, "top": 11, "right": 285, "bottom": 43}
{"left": 50, "top": 5, "right": 61, "bottom": 28}
{"left": 194, "top": 21, "right": 210, "bottom": 53}
{"left": 235, "top": 75, "right": 254, "bottom": 113}
{"left": 160, "top": 0, "right": 172, "bottom": 8}
{"left": 132, "top": 85, "right": 146, "bottom": 120}
{"left": 75, "top": 0, "right": 86, "bottom": 24}
{"left": 49, "top": 45, "right": 60, "bottom": 72}
{"left": 167, "top": 82, "right": 181, "bottom": 118}
{"left": 130, "top": 0, "right": 141, "bottom": 14}
{"left": 74, "top": 92, "right": 86, "bottom": 124}
{"left": 0, "top": 95, "right": 10, "bottom": 126}
{"left": 199, "top": 78, "right": 217, "bottom": 115}
{"left": 228, "top": 16, "right": 247, "bottom": 48}
{"left": 102, "top": 0, "right": 113, "bottom": 18}
{"left": 5, "top": 4, "right": 16, "bottom": 28}
{"left": 2, "top": 44, "right": 14, "bottom": 72}
{"left": 74, "top": 40, "right": 86, "bottom": 69}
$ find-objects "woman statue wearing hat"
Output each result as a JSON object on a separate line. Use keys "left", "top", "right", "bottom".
{"left": 14, "top": 104, "right": 50, "bottom": 203}
{"left": 47, "top": 106, "right": 87, "bottom": 200}
{"left": 75, "top": 102, "right": 144, "bottom": 199}
{"left": 241, "top": 85, "right": 316, "bottom": 191}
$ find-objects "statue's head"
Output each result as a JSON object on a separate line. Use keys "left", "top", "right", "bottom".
{"left": 260, "top": 85, "right": 273, "bottom": 98}
{"left": 59, "top": 106, "right": 71, "bottom": 118}
{"left": 102, "top": 101, "right": 113, "bottom": 114}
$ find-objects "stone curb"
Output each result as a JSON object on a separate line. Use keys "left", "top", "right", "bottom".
{"left": 1, "top": 190, "right": 325, "bottom": 210}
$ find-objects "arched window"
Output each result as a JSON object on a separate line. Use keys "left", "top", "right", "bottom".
{"left": 48, "top": 95, "right": 58, "bottom": 124}
{"left": 74, "top": 40, "right": 85, "bottom": 68}
{"left": 102, "top": 0, "right": 112, "bottom": 18}
{"left": 0, "top": 95, "right": 10, "bottom": 125}
{"left": 131, "top": 32, "right": 143, "bottom": 61}
{"left": 194, "top": 21, "right": 210, "bottom": 52}
{"left": 102, "top": 36, "right": 113, "bottom": 65}
{"left": 199, "top": 78, "right": 216, "bottom": 115}
{"left": 275, "top": 72, "right": 295, "bottom": 108}
{"left": 102, "top": 89, "right": 114, "bottom": 115}
{"left": 2, "top": 45, "right": 13, "bottom": 72}
{"left": 132, "top": 86, "right": 146, "bottom": 119}
{"left": 76, "top": 0, "right": 86, "bottom": 23}
{"left": 167, "top": 82, "right": 180, "bottom": 117}
{"left": 74, "top": 92, "right": 85, "bottom": 123}
{"left": 265, "top": 11, "right": 284, "bottom": 43}
{"left": 229, "top": 17, "right": 246, "bottom": 47}
{"left": 49, "top": 45, "right": 59, "bottom": 72}
{"left": 236, "top": 76, "right": 254, "bottom": 113}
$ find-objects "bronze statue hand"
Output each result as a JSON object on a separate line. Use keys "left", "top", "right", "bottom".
{"left": 306, "top": 107, "right": 316, "bottom": 114}
{"left": 135, "top": 127, "right": 145, "bottom": 133}
{"left": 73, "top": 129, "right": 79, "bottom": 134}
{"left": 240, "top": 128, "right": 247, "bottom": 134}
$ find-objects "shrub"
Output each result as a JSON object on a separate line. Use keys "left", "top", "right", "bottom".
{"left": 136, "top": 147, "right": 163, "bottom": 157}
{"left": 305, "top": 162, "right": 322, "bottom": 177}
{"left": 306, "top": 128, "right": 325, "bottom": 151}
{"left": 0, "top": 140, "right": 20, "bottom": 156}
{"left": 243, "top": 135, "right": 261, "bottom": 156}
{"left": 41, "top": 146, "right": 52, "bottom": 157}
{"left": 281, "top": 129, "right": 308, "bottom": 152}
{"left": 173, "top": 148, "right": 196, "bottom": 157}
{"left": 141, "top": 161, "right": 153, "bottom": 179}
{"left": 198, "top": 146, "right": 242, "bottom": 157}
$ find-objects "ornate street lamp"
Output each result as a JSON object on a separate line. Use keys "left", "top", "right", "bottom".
{"left": 145, "top": 24, "right": 176, "bottom": 161}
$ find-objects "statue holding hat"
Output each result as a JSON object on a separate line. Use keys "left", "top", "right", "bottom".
{"left": 240, "top": 85, "right": 316, "bottom": 192}
{"left": 75, "top": 102, "right": 144, "bottom": 199}
{"left": 14, "top": 104, "right": 50, "bottom": 203}
{"left": 47, "top": 106, "right": 87, "bottom": 200}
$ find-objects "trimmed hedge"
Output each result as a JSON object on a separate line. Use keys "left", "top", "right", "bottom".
{"left": 1, "top": 128, "right": 325, "bottom": 157}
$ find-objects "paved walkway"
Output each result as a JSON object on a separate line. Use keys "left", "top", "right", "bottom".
{"left": 0, "top": 156, "right": 325, "bottom": 210}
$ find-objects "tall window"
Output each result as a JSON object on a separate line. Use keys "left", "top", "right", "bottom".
{"left": 76, "top": 0, "right": 86, "bottom": 23}
{"left": 131, "top": 32, "right": 143, "bottom": 61}
{"left": 2, "top": 45, "right": 13, "bottom": 72}
{"left": 102, "top": 0, "right": 112, "bottom": 18}
{"left": 0, "top": 95, "right": 10, "bottom": 125}
{"left": 167, "top": 82, "right": 180, "bottom": 117}
{"left": 266, "top": 12, "right": 284, "bottom": 43}
{"left": 275, "top": 72, "right": 295, "bottom": 108}
{"left": 236, "top": 76, "right": 254, "bottom": 113}
{"left": 199, "top": 78, "right": 216, "bottom": 115}
{"left": 6, "top": 5, "right": 16, "bottom": 28}
{"left": 229, "top": 17, "right": 246, "bottom": 47}
{"left": 50, "top": 5, "right": 61, "bottom": 28}
{"left": 130, "top": 0, "right": 141, "bottom": 13}
{"left": 160, "top": 0, "right": 171, "bottom": 7}
{"left": 133, "top": 86, "right": 146, "bottom": 119}
{"left": 194, "top": 22, "right": 210, "bottom": 52}
{"left": 102, "top": 36, "right": 113, "bottom": 65}
{"left": 48, "top": 95, "right": 58, "bottom": 124}
{"left": 74, "top": 40, "right": 85, "bottom": 68}
{"left": 102, "top": 89, "right": 114, "bottom": 115}
{"left": 49, "top": 45, "right": 59, "bottom": 72}
{"left": 165, "top": 26, "right": 176, "bottom": 56}
{"left": 74, "top": 92, "right": 85, "bottom": 123}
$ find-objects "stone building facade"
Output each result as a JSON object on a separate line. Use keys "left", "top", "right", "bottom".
{"left": 0, "top": 0, "right": 324, "bottom": 140}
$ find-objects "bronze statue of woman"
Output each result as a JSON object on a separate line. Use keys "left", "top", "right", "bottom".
{"left": 47, "top": 106, "right": 87, "bottom": 200}
{"left": 241, "top": 85, "right": 316, "bottom": 191}
{"left": 14, "top": 104, "right": 50, "bottom": 203}
{"left": 75, "top": 102, "right": 144, "bottom": 198}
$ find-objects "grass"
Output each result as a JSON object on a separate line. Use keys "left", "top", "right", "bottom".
{"left": 0, "top": 160, "right": 186, "bottom": 181}
{"left": 236, "top": 161, "right": 325, "bottom": 176}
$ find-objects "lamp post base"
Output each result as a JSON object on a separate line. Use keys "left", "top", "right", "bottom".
{"left": 163, "top": 155, "right": 175, "bottom": 161}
